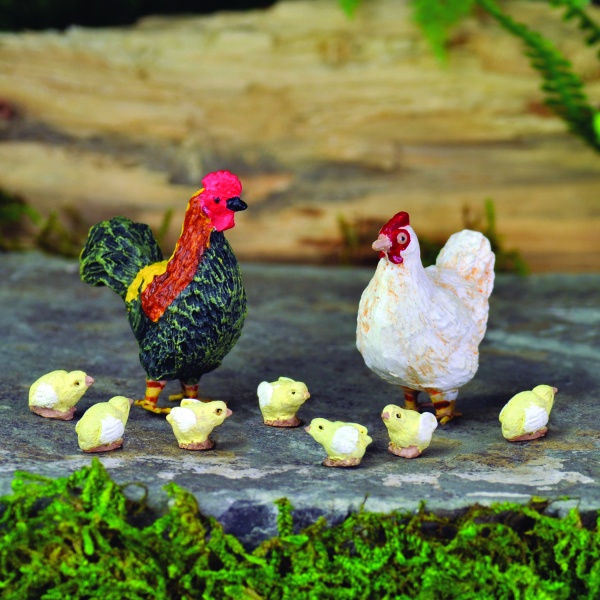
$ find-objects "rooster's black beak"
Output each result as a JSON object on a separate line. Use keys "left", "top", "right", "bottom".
{"left": 227, "top": 196, "right": 247, "bottom": 212}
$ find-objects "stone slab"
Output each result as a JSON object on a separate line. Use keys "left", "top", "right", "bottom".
{"left": 0, "top": 252, "right": 598, "bottom": 547}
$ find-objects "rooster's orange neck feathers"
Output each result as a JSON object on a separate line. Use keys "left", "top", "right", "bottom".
{"left": 141, "top": 196, "right": 213, "bottom": 322}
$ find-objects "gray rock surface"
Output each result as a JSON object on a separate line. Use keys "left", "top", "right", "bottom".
{"left": 0, "top": 252, "right": 598, "bottom": 547}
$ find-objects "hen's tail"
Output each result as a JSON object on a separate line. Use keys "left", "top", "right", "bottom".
{"left": 436, "top": 230, "right": 495, "bottom": 299}
{"left": 80, "top": 217, "right": 163, "bottom": 300}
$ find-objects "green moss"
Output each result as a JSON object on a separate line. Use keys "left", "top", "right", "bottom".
{"left": 1, "top": 460, "right": 599, "bottom": 599}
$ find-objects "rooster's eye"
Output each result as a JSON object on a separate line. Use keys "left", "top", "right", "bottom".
{"left": 397, "top": 232, "right": 408, "bottom": 244}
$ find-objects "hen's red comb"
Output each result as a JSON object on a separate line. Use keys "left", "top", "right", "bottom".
{"left": 380, "top": 211, "right": 410, "bottom": 235}
{"left": 201, "top": 170, "right": 242, "bottom": 198}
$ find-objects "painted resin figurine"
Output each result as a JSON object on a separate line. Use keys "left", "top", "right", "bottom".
{"left": 381, "top": 404, "right": 438, "bottom": 458}
{"left": 357, "top": 211, "right": 495, "bottom": 424}
{"left": 166, "top": 399, "right": 232, "bottom": 450}
{"left": 305, "top": 418, "right": 372, "bottom": 467}
{"left": 257, "top": 377, "right": 310, "bottom": 427}
{"left": 29, "top": 370, "right": 94, "bottom": 420}
{"left": 75, "top": 396, "right": 133, "bottom": 452}
{"left": 80, "top": 171, "right": 247, "bottom": 414}
{"left": 499, "top": 385, "right": 558, "bottom": 441}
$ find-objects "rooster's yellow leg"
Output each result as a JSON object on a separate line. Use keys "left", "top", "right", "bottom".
{"left": 135, "top": 380, "right": 171, "bottom": 414}
{"left": 402, "top": 387, "right": 420, "bottom": 411}
{"left": 168, "top": 381, "right": 200, "bottom": 402}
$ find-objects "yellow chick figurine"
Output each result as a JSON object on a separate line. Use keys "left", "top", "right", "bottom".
{"left": 75, "top": 396, "right": 133, "bottom": 453}
{"left": 499, "top": 385, "right": 558, "bottom": 442}
{"left": 381, "top": 404, "right": 438, "bottom": 458}
{"left": 257, "top": 376, "right": 311, "bottom": 427}
{"left": 29, "top": 370, "right": 95, "bottom": 420}
{"left": 166, "top": 399, "right": 232, "bottom": 450}
{"left": 305, "top": 418, "right": 372, "bottom": 467}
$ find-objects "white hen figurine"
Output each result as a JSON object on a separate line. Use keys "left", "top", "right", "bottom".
{"left": 75, "top": 396, "right": 133, "bottom": 452}
{"left": 357, "top": 211, "right": 494, "bottom": 424}
{"left": 499, "top": 385, "right": 557, "bottom": 441}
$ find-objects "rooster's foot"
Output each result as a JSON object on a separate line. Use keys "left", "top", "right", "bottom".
{"left": 134, "top": 399, "right": 171, "bottom": 414}
{"left": 169, "top": 381, "right": 200, "bottom": 402}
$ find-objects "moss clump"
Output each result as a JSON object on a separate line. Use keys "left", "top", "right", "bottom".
{"left": 1, "top": 460, "right": 599, "bottom": 599}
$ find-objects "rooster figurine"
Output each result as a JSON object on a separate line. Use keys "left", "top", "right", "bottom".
{"left": 80, "top": 170, "right": 247, "bottom": 414}
{"left": 357, "top": 211, "right": 494, "bottom": 424}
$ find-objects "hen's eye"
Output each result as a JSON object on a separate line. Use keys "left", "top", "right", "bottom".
{"left": 397, "top": 232, "right": 408, "bottom": 244}
{"left": 214, "top": 197, "right": 221, "bottom": 204}
{"left": 215, "top": 408, "right": 223, "bottom": 415}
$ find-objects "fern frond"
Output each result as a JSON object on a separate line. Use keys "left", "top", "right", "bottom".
{"left": 548, "top": 0, "right": 600, "bottom": 50}
{"left": 411, "top": 0, "right": 476, "bottom": 63}
{"left": 476, "top": 0, "right": 599, "bottom": 152}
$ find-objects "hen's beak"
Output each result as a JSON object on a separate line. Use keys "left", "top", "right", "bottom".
{"left": 372, "top": 234, "right": 392, "bottom": 253}
{"left": 226, "top": 196, "right": 247, "bottom": 212}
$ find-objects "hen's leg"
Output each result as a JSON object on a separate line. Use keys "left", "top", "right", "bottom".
{"left": 169, "top": 380, "right": 200, "bottom": 402}
{"left": 402, "top": 387, "right": 420, "bottom": 411}
{"left": 135, "top": 380, "right": 171, "bottom": 414}
{"left": 430, "top": 389, "right": 461, "bottom": 425}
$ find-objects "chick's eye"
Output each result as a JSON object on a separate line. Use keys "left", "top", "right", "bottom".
{"left": 291, "top": 391, "right": 296, "bottom": 395}
{"left": 74, "top": 381, "right": 80, "bottom": 386}
{"left": 396, "top": 413, "right": 401, "bottom": 418}
{"left": 215, "top": 408, "right": 223, "bottom": 415}
{"left": 318, "top": 425, "right": 323, "bottom": 430}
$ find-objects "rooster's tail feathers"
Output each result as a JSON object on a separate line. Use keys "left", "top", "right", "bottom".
{"left": 436, "top": 230, "right": 495, "bottom": 299}
{"left": 80, "top": 217, "right": 163, "bottom": 299}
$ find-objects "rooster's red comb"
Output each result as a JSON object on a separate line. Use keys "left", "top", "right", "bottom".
{"left": 201, "top": 170, "right": 242, "bottom": 198}
{"left": 380, "top": 211, "right": 410, "bottom": 235}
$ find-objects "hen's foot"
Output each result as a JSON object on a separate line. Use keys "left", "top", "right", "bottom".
{"left": 134, "top": 399, "right": 171, "bottom": 414}
{"left": 433, "top": 398, "right": 461, "bottom": 425}
{"left": 506, "top": 428, "right": 548, "bottom": 442}
{"left": 402, "top": 387, "right": 420, "bottom": 411}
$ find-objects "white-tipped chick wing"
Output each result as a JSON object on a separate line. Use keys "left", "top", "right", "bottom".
{"left": 418, "top": 413, "right": 438, "bottom": 444}
{"left": 257, "top": 381, "right": 274, "bottom": 408}
{"left": 99, "top": 415, "right": 125, "bottom": 445}
{"left": 331, "top": 426, "right": 360, "bottom": 455}
{"left": 32, "top": 382, "right": 58, "bottom": 408}
{"left": 523, "top": 404, "right": 549, "bottom": 433}
{"left": 168, "top": 407, "right": 197, "bottom": 434}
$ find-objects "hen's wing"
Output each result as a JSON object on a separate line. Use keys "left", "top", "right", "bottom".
{"left": 426, "top": 230, "right": 495, "bottom": 339}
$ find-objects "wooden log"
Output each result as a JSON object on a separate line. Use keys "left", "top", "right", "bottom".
{"left": 0, "top": 0, "right": 598, "bottom": 271}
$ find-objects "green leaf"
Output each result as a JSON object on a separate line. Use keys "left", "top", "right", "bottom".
{"left": 339, "top": 0, "right": 362, "bottom": 18}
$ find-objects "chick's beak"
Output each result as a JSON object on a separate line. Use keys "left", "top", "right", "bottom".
{"left": 304, "top": 425, "right": 311, "bottom": 433}
{"left": 226, "top": 196, "right": 247, "bottom": 212}
{"left": 85, "top": 376, "right": 95, "bottom": 387}
{"left": 372, "top": 234, "right": 392, "bottom": 253}
{"left": 226, "top": 408, "right": 233, "bottom": 417}
{"left": 552, "top": 387, "right": 558, "bottom": 394}
{"left": 381, "top": 411, "right": 390, "bottom": 421}
{"left": 304, "top": 391, "right": 311, "bottom": 400}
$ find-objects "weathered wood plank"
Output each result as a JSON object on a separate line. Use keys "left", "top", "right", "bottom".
{"left": 0, "top": 0, "right": 599, "bottom": 271}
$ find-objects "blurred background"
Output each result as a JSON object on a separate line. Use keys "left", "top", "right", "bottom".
{"left": 1, "top": 0, "right": 599, "bottom": 272}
